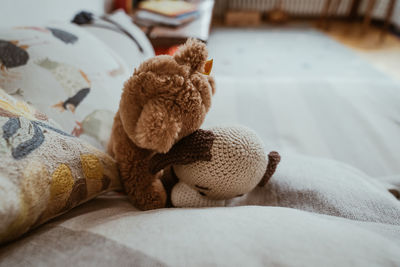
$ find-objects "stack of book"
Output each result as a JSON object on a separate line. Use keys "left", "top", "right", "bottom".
{"left": 134, "top": 0, "right": 199, "bottom": 27}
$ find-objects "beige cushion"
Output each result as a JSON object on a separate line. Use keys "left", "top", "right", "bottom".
{"left": 0, "top": 89, "right": 120, "bottom": 244}
{"left": 1, "top": 150, "right": 400, "bottom": 265}
{"left": 1, "top": 195, "right": 399, "bottom": 267}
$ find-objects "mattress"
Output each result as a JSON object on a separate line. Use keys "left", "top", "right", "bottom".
{"left": 1, "top": 24, "right": 400, "bottom": 267}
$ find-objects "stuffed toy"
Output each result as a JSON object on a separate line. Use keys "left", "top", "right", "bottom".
{"left": 149, "top": 126, "right": 281, "bottom": 207}
{"left": 108, "top": 38, "right": 216, "bottom": 210}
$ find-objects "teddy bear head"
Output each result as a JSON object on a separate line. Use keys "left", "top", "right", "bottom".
{"left": 118, "top": 38, "right": 216, "bottom": 153}
{"left": 150, "top": 126, "right": 281, "bottom": 200}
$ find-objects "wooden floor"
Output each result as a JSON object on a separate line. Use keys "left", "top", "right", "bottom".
{"left": 211, "top": 18, "right": 400, "bottom": 81}
{"left": 317, "top": 21, "right": 400, "bottom": 81}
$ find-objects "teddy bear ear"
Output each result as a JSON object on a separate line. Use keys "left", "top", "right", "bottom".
{"left": 149, "top": 129, "right": 215, "bottom": 174}
{"left": 258, "top": 151, "right": 281, "bottom": 187}
{"left": 173, "top": 38, "right": 208, "bottom": 72}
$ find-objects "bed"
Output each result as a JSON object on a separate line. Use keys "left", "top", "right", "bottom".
{"left": 1, "top": 1, "right": 400, "bottom": 266}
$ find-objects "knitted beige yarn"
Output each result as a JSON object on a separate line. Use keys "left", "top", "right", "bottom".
{"left": 172, "top": 126, "right": 269, "bottom": 207}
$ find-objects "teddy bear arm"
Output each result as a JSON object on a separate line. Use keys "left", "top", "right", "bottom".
{"left": 171, "top": 182, "right": 224, "bottom": 208}
{"left": 117, "top": 148, "right": 167, "bottom": 210}
{"left": 110, "top": 114, "right": 167, "bottom": 210}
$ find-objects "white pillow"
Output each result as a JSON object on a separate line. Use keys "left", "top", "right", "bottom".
{"left": 78, "top": 10, "right": 155, "bottom": 69}
{"left": 0, "top": 23, "right": 130, "bottom": 149}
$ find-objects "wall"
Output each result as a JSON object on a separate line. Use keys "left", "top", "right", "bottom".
{"left": 0, "top": 0, "right": 113, "bottom": 26}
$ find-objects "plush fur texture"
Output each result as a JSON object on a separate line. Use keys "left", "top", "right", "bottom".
{"left": 108, "top": 39, "right": 215, "bottom": 210}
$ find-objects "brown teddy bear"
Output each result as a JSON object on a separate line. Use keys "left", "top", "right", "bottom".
{"left": 108, "top": 39, "right": 216, "bottom": 210}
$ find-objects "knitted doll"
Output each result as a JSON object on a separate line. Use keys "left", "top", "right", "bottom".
{"left": 149, "top": 126, "right": 281, "bottom": 207}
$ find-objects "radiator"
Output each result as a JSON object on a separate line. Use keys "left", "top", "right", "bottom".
{"left": 213, "top": 0, "right": 397, "bottom": 21}
{"left": 213, "top": 0, "right": 352, "bottom": 18}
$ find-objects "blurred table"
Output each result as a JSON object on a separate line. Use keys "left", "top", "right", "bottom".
{"left": 361, "top": 0, "right": 397, "bottom": 40}
{"left": 136, "top": 0, "right": 215, "bottom": 47}
{"left": 320, "top": 0, "right": 397, "bottom": 40}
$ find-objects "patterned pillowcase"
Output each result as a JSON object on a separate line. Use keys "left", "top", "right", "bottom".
{"left": 0, "top": 89, "right": 121, "bottom": 245}
{"left": 0, "top": 23, "right": 130, "bottom": 150}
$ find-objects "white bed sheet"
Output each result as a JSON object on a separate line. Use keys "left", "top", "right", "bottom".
{"left": 204, "top": 27, "right": 400, "bottom": 178}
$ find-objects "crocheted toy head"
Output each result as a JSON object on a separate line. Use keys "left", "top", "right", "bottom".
{"left": 150, "top": 126, "right": 281, "bottom": 207}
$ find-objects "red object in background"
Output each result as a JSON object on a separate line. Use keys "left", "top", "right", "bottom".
{"left": 155, "top": 45, "right": 180, "bottom": 55}
{"left": 114, "top": 0, "right": 132, "bottom": 13}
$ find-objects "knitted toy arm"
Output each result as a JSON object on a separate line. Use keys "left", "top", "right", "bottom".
{"left": 171, "top": 182, "right": 224, "bottom": 208}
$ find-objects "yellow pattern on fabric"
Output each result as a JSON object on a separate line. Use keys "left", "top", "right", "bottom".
{"left": 81, "top": 154, "right": 103, "bottom": 180}
{"left": 50, "top": 164, "right": 74, "bottom": 197}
